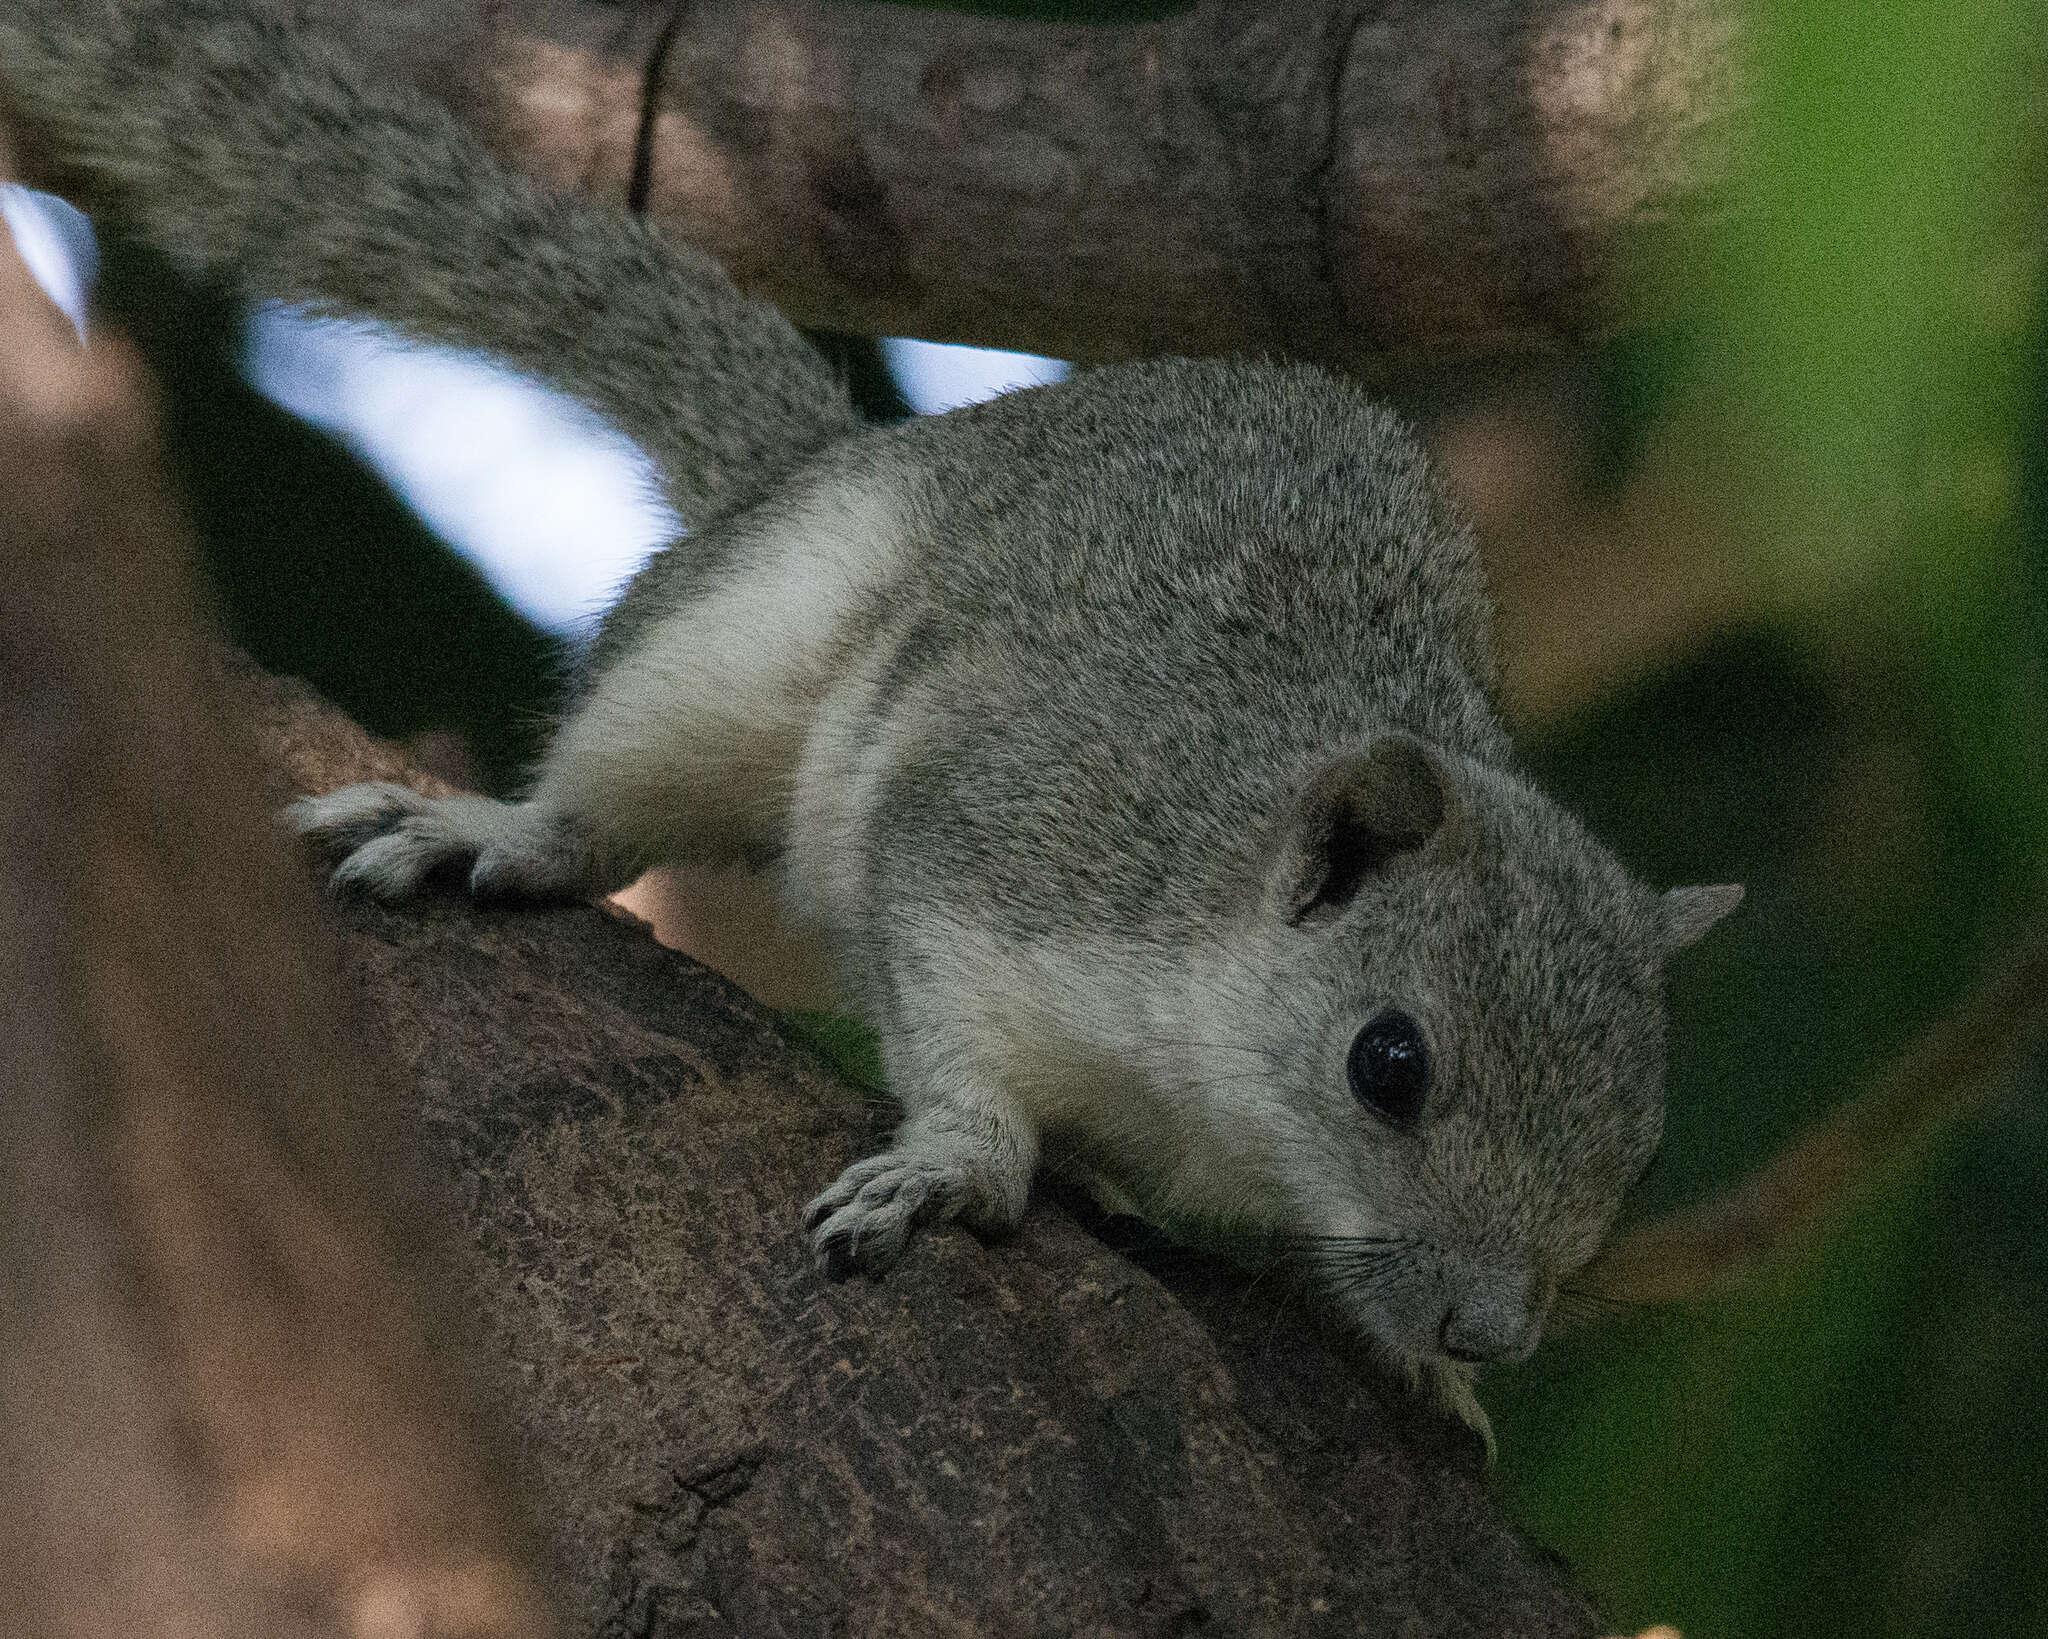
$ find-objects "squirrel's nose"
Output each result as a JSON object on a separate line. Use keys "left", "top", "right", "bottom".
{"left": 1437, "top": 1285, "right": 1545, "bottom": 1364}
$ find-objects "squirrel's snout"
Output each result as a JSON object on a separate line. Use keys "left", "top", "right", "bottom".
{"left": 1437, "top": 1303, "right": 1536, "bottom": 1364}
{"left": 1436, "top": 1273, "right": 1550, "bottom": 1364}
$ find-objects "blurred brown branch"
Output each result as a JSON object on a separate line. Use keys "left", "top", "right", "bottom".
{"left": 1586, "top": 910, "right": 2048, "bottom": 1308}
{"left": 340, "top": 0, "right": 1745, "bottom": 373}
{"left": 0, "top": 203, "right": 556, "bottom": 1639}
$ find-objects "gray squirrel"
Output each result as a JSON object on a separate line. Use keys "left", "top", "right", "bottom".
{"left": 0, "top": 0, "right": 1739, "bottom": 1405}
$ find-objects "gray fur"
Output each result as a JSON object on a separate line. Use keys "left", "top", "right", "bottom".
{"left": 0, "top": 0, "right": 856, "bottom": 529}
{"left": 1, "top": 0, "right": 1741, "bottom": 1390}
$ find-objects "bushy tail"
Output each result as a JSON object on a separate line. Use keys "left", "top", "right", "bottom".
{"left": 0, "top": 0, "right": 858, "bottom": 529}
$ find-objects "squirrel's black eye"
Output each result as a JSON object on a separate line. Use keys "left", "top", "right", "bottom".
{"left": 1347, "top": 1009, "right": 1431, "bottom": 1124}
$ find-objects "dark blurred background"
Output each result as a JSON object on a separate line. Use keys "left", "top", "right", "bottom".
{"left": 10, "top": 0, "right": 2044, "bottom": 1631}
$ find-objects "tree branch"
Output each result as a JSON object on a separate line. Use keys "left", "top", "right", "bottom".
{"left": 361, "top": 0, "right": 1744, "bottom": 372}
{"left": 1586, "top": 910, "right": 2048, "bottom": 1307}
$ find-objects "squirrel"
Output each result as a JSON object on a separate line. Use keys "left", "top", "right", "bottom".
{"left": 0, "top": 0, "right": 1740, "bottom": 1407}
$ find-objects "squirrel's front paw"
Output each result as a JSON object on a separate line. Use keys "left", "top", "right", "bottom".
{"left": 805, "top": 1101, "right": 1036, "bottom": 1279}
{"left": 803, "top": 1150, "right": 962, "bottom": 1278}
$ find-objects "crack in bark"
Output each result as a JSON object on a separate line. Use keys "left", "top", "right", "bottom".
{"left": 1306, "top": 5, "right": 1375, "bottom": 354}
{"left": 601, "top": 1448, "right": 765, "bottom": 1638}
{"left": 680, "top": 1448, "right": 761, "bottom": 1509}
{"left": 628, "top": 0, "right": 686, "bottom": 216}
{"left": 1196, "top": 2, "right": 1373, "bottom": 362}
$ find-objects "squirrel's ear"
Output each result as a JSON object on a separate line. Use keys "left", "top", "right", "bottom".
{"left": 1661, "top": 883, "right": 1744, "bottom": 952}
{"left": 1273, "top": 737, "right": 1453, "bottom": 925}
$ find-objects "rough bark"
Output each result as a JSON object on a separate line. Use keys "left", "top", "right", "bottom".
{"left": 344, "top": 0, "right": 1742, "bottom": 372}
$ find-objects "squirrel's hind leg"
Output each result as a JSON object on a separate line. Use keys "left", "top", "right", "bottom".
{"left": 287, "top": 495, "right": 865, "bottom": 904}
{"left": 289, "top": 783, "right": 606, "bottom": 902}
{"left": 286, "top": 573, "right": 818, "bottom": 906}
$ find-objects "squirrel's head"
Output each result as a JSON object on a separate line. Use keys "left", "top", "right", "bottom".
{"left": 1200, "top": 735, "right": 1739, "bottom": 1370}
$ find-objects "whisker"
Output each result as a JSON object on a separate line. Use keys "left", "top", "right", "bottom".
{"left": 1553, "top": 1282, "right": 1703, "bottom": 1336}
{"left": 1255, "top": 1270, "right": 1312, "bottom": 1363}
{"left": 1326, "top": 1265, "right": 1418, "bottom": 1305}
{"left": 1205, "top": 939, "right": 1319, "bottom": 1042}
{"left": 1140, "top": 1065, "right": 1304, "bottom": 1114}
{"left": 1136, "top": 1034, "right": 1288, "bottom": 1067}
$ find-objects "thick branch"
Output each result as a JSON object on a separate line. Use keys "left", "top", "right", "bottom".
{"left": 363, "top": 0, "right": 1743, "bottom": 371}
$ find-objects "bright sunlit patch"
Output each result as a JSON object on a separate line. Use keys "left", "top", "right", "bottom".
{"left": 241, "top": 323, "right": 1066, "bottom": 633}
{"left": 244, "top": 306, "right": 679, "bottom": 635}
{"left": 0, "top": 185, "right": 96, "bottom": 337}
{"left": 0, "top": 194, "right": 1071, "bottom": 639}
{"left": 880, "top": 337, "right": 1068, "bottom": 415}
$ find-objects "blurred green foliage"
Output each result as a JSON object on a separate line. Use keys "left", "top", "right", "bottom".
{"left": 99, "top": 0, "right": 2047, "bottom": 1632}
{"left": 1494, "top": 1, "right": 2048, "bottom": 1631}
{"left": 784, "top": 1007, "right": 892, "bottom": 1100}
{"left": 1502, "top": 628, "right": 2047, "bottom": 1636}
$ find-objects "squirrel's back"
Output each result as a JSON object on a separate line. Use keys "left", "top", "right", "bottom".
{"left": 793, "top": 359, "right": 1511, "bottom": 938}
